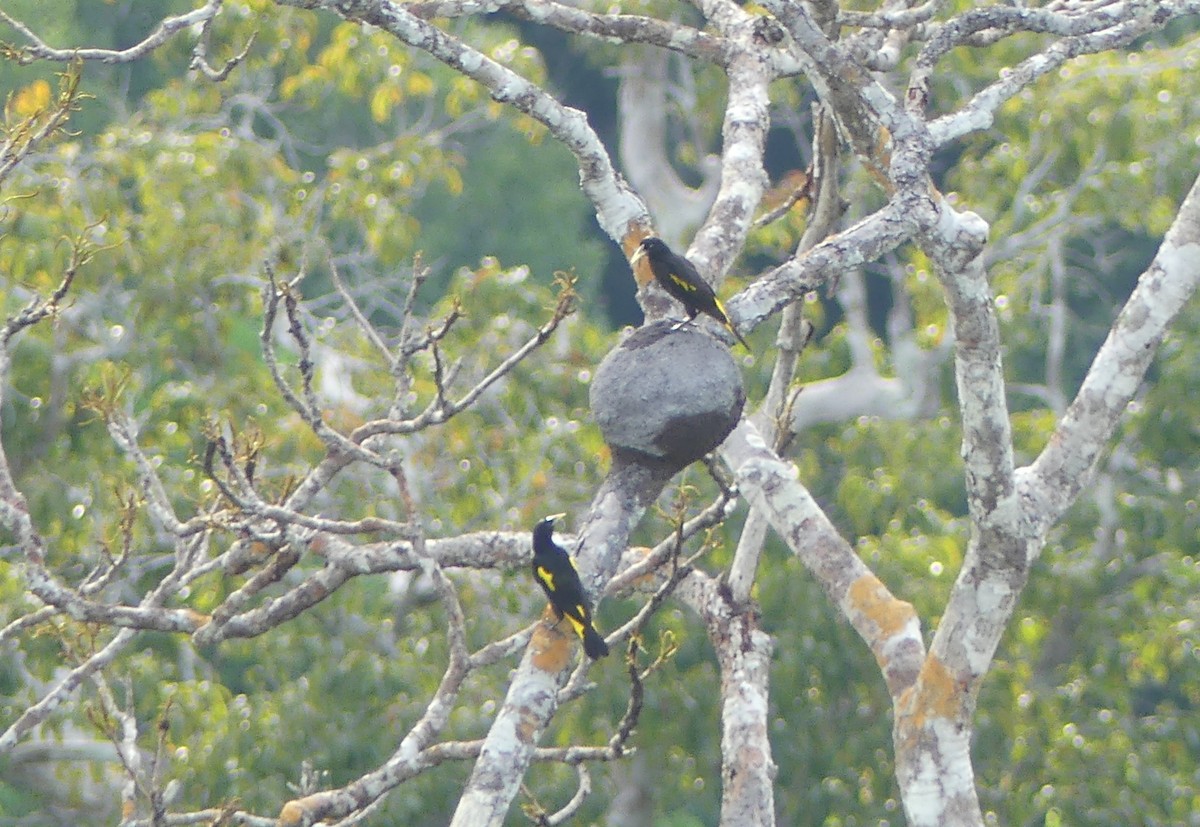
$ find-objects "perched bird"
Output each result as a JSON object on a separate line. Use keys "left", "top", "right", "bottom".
{"left": 630, "top": 236, "right": 750, "bottom": 349}
{"left": 531, "top": 514, "right": 609, "bottom": 659}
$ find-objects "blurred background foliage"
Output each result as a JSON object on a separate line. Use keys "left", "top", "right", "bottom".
{"left": 0, "top": 1, "right": 1198, "bottom": 824}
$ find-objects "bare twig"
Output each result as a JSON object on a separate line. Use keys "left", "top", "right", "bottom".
{"left": 190, "top": 12, "right": 256, "bottom": 81}
{"left": 0, "top": 2, "right": 224, "bottom": 65}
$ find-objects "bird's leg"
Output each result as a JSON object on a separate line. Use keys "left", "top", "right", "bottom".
{"left": 670, "top": 309, "right": 700, "bottom": 332}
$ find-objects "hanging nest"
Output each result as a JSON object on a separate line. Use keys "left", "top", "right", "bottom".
{"left": 590, "top": 320, "right": 745, "bottom": 473}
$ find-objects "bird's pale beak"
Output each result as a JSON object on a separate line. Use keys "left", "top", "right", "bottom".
{"left": 629, "top": 246, "right": 646, "bottom": 267}
{"left": 543, "top": 512, "right": 567, "bottom": 523}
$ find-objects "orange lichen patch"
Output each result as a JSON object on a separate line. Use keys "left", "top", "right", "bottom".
{"left": 621, "top": 225, "right": 652, "bottom": 257}
{"left": 761, "top": 168, "right": 812, "bottom": 213}
{"left": 621, "top": 225, "right": 655, "bottom": 288}
{"left": 864, "top": 125, "right": 894, "bottom": 194}
{"left": 184, "top": 609, "right": 211, "bottom": 628}
{"left": 517, "top": 704, "right": 543, "bottom": 743}
{"left": 122, "top": 799, "right": 135, "bottom": 820}
{"left": 847, "top": 574, "right": 916, "bottom": 639}
{"left": 918, "top": 654, "right": 963, "bottom": 719}
{"left": 324, "top": 405, "right": 365, "bottom": 433}
{"left": 897, "top": 654, "right": 966, "bottom": 737}
{"left": 625, "top": 546, "right": 659, "bottom": 589}
{"left": 278, "top": 797, "right": 316, "bottom": 826}
{"left": 530, "top": 608, "right": 575, "bottom": 673}
{"left": 248, "top": 540, "right": 272, "bottom": 558}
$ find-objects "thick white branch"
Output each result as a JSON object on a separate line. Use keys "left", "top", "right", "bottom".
{"left": 921, "top": 199, "right": 1017, "bottom": 532}
{"left": 1020, "top": 168, "right": 1200, "bottom": 535}
{"left": 728, "top": 198, "right": 919, "bottom": 329}
{"left": 450, "top": 460, "right": 670, "bottom": 825}
{"left": 720, "top": 419, "right": 925, "bottom": 696}
{"left": 688, "top": 0, "right": 775, "bottom": 282}
{"left": 677, "top": 572, "right": 777, "bottom": 827}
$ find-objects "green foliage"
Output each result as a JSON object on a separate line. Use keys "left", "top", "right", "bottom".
{"left": 947, "top": 38, "right": 1200, "bottom": 394}
{"left": 0, "top": 2, "right": 616, "bottom": 819}
{"left": 412, "top": 137, "right": 609, "bottom": 310}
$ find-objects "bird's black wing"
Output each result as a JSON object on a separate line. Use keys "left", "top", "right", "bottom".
{"left": 661, "top": 251, "right": 716, "bottom": 302}
{"left": 532, "top": 551, "right": 609, "bottom": 658}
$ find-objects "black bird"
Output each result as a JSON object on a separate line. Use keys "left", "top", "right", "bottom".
{"left": 531, "top": 514, "right": 609, "bottom": 659}
{"left": 630, "top": 236, "right": 750, "bottom": 349}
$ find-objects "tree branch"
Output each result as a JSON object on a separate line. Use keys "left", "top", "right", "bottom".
{"left": 0, "top": 1, "right": 225, "bottom": 64}
{"left": 720, "top": 419, "right": 926, "bottom": 697}
{"left": 925, "top": 3, "right": 1197, "bottom": 144}
{"left": 273, "top": 0, "right": 649, "bottom": 244}
{"left": 687, "top": 0, "right": 775, "bottom": 283}
{"left": 1021, "top": 168, "right": 1200, "bottom": 534}
{"left": 677, "top": 570, "right": 777, "bottom": 827}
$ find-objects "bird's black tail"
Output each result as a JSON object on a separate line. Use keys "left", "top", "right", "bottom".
{"left": 713, "top": 297, "right": 750, "bottom": 350}
{"left": 726, "top": 321, "right": 750, "bottom": 351}
{"left": 583, "top": 626, "right": 609, "bottom": 659}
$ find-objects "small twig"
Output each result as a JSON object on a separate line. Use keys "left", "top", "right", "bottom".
{"left": 563, "top": 529, "right": 699, "bottom": 703}
{"left": 412, "top": 529, "right": 472, "bottom": 669}
{"left": 839, "top": 0, "right": 945, "bottom": 30}
{"left": 283, "top": 286, "right": 322, "bottom": 418}
{"left": 606, "top": 537, "right": 702, "bottom": 650}
{"left": 149, "top": 695, "right": 176, "bottom": 823}
{"left": 543, "top": 764, "right": 591, "bottom": 826}
{"left": 0, "top": 2, "right": 223, "bottom": 65}
{"left": 0, "top": 627, "right": 138, "bottom": 753}
{"left": 259, "top": 261, "right": 395, "bottom": 468}
{"left": 202, "top": 424, "right": 260, "bottom": 511}
{"left": 611, "top": 638, "right": 646, "bottom": 755}
{"left": 108, "top": 410, "right": 207, "bottom": 537}
{"left": 190, "top": 12, "right": 256, "bottom": 81}
{"left": 88, "top": 672, "right": 145, "bottom": 817}
{"left": 430, "top": 335, "right": 449, "bottom": 414}
{"left": 205, "top": 543, "right": 301, "bottom": 626}
{"left": 0, "top": 605, "right": 59, "bottom": 644}
{"left": 121, "top": 809, "right": 275, "bottom": 827}
{"left": 204, "top": 426, "right": 407, "bottom": 538}
{"left": 468, "top": 624, "right": 536, "bottom": 670}
{"left": 0, "top": 219, "right": 94, "bottom": 345}
{"left": 388, "top": 255, "right": 431, "bottom": 417}
{"left": 260, "top": 264, "right": 318, "bottom": 425}
{"left": 348, "top": 280, "right": 576, "bottom": 440}
{"left": 328, "top": 254, "right": 394, "bottom": 367}
{"left": 392, "top": 255, "right": 433, "bottom": 369}
{"left": 605, "top": 491, "right": 737, "bottom": 596}
{"left": 752, "top": 167, "right": 814, "bottom": 229}
{"left": 773, "top": 383, "right": 805, "bottom": 455}
{"left": 701, "top": 454, "right": 739, "bottom": 500}
{"left": 325, "top": 794, "right": 388, "bottom": 827}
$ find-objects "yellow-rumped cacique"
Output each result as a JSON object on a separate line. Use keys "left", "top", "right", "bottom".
{"left": 630, "top": 236, "right": 750, "bottom": 349}
{"left": 531, "top": 514, "right": 609, "bottom": 659}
